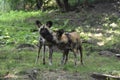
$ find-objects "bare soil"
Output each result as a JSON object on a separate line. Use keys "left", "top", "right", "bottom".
{"left": 4, "top": 69, "right": 94, "bottom": 80}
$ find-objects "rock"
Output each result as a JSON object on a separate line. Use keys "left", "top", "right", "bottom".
{"left": 99, "top": 51, "right": 115, "bottom": 57}
{"left": 115, "top": 54, "right": 120, "bottom": 59}
{"left": 91, "top": 72, "right": 120, "bottom": 80}
{"left": 82, "top": 39, "right": 97, "bottom": 44}
{"left": 91, "top": 72, "right": 107, "bottom": 80}
{"left": 16, "top": 43, "right": 37, "bottom": 51}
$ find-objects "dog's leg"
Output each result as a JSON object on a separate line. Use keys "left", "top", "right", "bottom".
{"left": 61, "top": 51, "right": 66, "bottom": 65}
{"left": 43, "top": 44, "right": 46, "bottom": 65}
{"left": 79, "top": 45, "right": 83, "bottom": 65}
{"left": 73, "top": 49, "right": 77, "bottom": 66}
{"left": 35, "top": 41, "right": 42, "bottom": 64}
{"left": 48, "top": 46, "right": 53, "bottom": 66}
{"left": 64, "top": 50, "right": 69, "bottom": 65}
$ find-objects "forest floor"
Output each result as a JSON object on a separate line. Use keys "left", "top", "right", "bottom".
{"left": 0, "top": 2, "right": 120, "bottom": 80}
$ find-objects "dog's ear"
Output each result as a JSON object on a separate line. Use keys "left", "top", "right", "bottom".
{"left": 35, "top": 20, "right": 42, "bottom": 28}
{"left": 46, "top": 21, "right": 53, "bottom": 28}
{"left": 57, "top": 29, "right": 64, "bottom": 38}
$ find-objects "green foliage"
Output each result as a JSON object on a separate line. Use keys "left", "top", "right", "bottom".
{"left": 0, "top": 11, "right": 47, "bottom": 45}
{"left": 0, "top": 10, "right": 45, "bottom": 22}
{"left": 0, "top": 10, "right": 120, "bottom": 79}
{"left": 0, "top": 0, "right": 57, "bottom": 12}
{"left": 0, "top": 0, "right": 11, "bottom": 12}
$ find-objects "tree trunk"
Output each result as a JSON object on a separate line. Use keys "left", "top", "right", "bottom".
{"left": 83, "top": 0, "right": 89, "bottom": 7}
{"left": 63, "top": 0, "right": 70, "bottom": 11}
{"left": 56, "top": 0, "right": 71, "bottom": 12}
{"left": 36, "top": 0, "right": 43, "bottom": 10}
{"left": 55, "top": 0, "right": 64, "bottom": 11}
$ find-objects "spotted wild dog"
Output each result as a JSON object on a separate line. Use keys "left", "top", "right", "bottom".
{"left": 35, "top": 20, "right": 83, "bottom": 66}
{"left": 35, "top": 20, "right": 55, "bottom": 65}
{"left": 55, "top": 29, "right": 83, "bottom": 65}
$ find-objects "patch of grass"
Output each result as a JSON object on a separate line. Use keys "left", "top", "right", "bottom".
{"left": 0, "top": 10, "right": 47, "bottom": 45}
{"left": 0, "top": 46, "right": 36, "bottom": 75}
{"left": 0, "top": 10, "right": 46, "bottom": 22}
{"left": 0, "top": 10, "right": 120, "bottom": 79}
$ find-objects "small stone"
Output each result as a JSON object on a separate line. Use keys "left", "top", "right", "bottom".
{"left": 99, "top": 51, "right": 115, "bottom": 57}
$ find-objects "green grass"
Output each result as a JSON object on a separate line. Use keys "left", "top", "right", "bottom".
{"left": 0, "top": 10, "right": 45, "bottom": 22}
{"left": 0, "top": 10, "right": 120, "bottom": 79}
{"left": 0, "top": 46, "right": 120, "bottom": 77}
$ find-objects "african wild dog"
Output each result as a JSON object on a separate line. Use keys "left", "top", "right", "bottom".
{"left": 56, "top": 29, "right": 83, "bottom": 65}
{"left": 35, "top": 20, "right": 83, "bottom": 66}
{"left": 35, "top": 20, "right": 55, "bottom": 65}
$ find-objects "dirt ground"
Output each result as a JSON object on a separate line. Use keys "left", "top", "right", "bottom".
{"left": 4, "top": 68, "right": 94, "bottom": 80}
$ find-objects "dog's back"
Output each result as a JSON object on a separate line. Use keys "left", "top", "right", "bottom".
{"left": 56, "top": 30, "right": 83, "bottom": 65}
{"left": 69, "top": 32, "right": 81, "bottom": 44}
